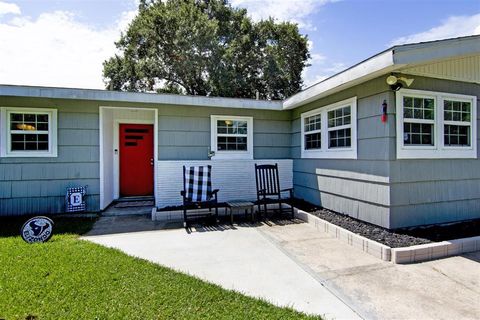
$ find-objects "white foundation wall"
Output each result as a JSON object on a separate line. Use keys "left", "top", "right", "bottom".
{"left": 156, "top": 159, "right": 293, "bottom": 208}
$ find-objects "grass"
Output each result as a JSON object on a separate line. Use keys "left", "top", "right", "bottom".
{"left": 0, "top": 216, "right": 320, "bottom": 320}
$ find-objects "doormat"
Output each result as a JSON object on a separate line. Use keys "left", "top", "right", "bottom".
{"left": 114, "top": 201, "right": 154, "bottom": 208}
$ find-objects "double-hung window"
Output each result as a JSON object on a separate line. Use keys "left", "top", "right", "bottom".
{"left": 304, "top": 113, "right": 321, "bottom": 150}
{"left": 301, "top": 97, "right": 357, "bottom": 159}
{"left": 402, "top": 95, "right": 435, "bottom": 146}
{"left": 1, "top": 107, "right": 58, "bottom": 157}
{"left": 396, "top": 89, "right": 477, "bottom": 159}
{"left": 443, "top": 99, "right": 472, "bottom": 147}
{"left": 210, "top": 115, "right": 253, "bottom": 159}
{"left": 328, "top": 106, "right": 352, "bottom": 148}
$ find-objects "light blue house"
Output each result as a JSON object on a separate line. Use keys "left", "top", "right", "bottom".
{"left": 1, "top": 35, "right": 479, "bottom": 229}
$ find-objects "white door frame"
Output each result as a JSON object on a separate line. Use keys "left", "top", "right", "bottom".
{"left": 99, "top": 106, "right": 158, "bottom": 209}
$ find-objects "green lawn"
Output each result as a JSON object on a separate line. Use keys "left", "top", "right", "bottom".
{"left": 0, "top": 217, "right": 320, "bottom": 320}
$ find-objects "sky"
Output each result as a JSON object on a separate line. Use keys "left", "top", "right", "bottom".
{"left": 0, "top": 0, "right": 479, "bottom": 90}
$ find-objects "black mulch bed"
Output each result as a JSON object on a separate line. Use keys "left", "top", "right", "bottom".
{"left": 291, "top": 199, "right": 480, "bottom": 248}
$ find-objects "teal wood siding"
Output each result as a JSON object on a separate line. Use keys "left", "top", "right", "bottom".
{"left": 1, "top": 77, "right": 478, "bottom": 225}
{"left": 291, "top": 76, "right": 480, "bottom": 228}
{"left": 388, "top": 77, "right": 480, "bottom": 228}
{"left": 0, "top": 99, "right": 100, "bottom": 216}
{"left": 291, "top": 76, "right": 395, "bottom": 228}
{"left": 157, "top": 105, "right": 291, "bottom": 160}
{"left": 0, "top": 97, "right": 291, "bottom": 216}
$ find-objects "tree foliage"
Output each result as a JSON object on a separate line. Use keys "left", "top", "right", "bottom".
{"left": 103, "top": 0, "right": 310, "bottom": 100}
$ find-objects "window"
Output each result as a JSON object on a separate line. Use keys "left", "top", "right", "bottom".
{"left": 1, "top": 107, "right": 58, "bottom": 157}
{"left": 328, "top": 106, "right": 351, "bottom": 148}
{"left": 210, "top": 115, "right": 253, "bottom": 159}
{"left": 402, "top": 96, "right": 435, "bottom": 146}
{"left": 396, "top": 89, "right": 477, "bottom": 159}
{"left": 301, "top": 97, "right": 357, "bottom": 159}
{"left": 304, "top": 114, "right": 321, "bottom": 150}
{"left": 443, "top": 100, "right": 471, "bottom": 147}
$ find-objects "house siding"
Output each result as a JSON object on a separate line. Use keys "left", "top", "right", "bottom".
{"left": 0, "top": 98, "right": 101, "bottom": 216}
{"left": 388, "top": 76, "right": 480, "bottom": 228}
{"left": 291, "top": 76, "right": 395, "bottom": 227}
{"left": 0, "top": 97, "right": 291, "bottom": 216}
{"left": 1, "top": 75, "right": 478, "bottom": 226}
{"left": 156, "top": 105, "right": 291, "bottom": 160}
{"left": 291, "top": 75, "right": 480, "bottom": 229}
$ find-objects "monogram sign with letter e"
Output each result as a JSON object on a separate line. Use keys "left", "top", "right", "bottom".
{"left": 66, "top": 186, "right": 87, "bottom": 212}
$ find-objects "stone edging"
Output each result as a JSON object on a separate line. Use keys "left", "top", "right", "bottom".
{"left": 294, "top": 208, "right": 480, "bottom": 264}
{"left": 391, "top": 236, "right": 480, "bottom": 263}
{"left": 294, "top": 208, "right": 391, "bottom": 261}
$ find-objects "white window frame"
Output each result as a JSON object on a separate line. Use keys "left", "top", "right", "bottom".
{"left": 396, "top": 89, "right": 477, "bottom": 159}
{"left": 303, "top": 113, "right": 322, "bottom": 151}
{"left": 0, "top": 107, "right": 58, "bottom": 157}
{"left": 210, "top": 115, "right": 253, "bottom": 160}
{"left": 301, "top": 97, "right": 357, "bottom": 159}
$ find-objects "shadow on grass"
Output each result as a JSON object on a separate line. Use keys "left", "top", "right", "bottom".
{"left": 0, "top": 215, "right": 97, "bottom": 238}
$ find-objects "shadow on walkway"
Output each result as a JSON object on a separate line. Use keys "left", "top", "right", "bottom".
{"left": 85, "top": 212, "right": 306, "bottom": 237}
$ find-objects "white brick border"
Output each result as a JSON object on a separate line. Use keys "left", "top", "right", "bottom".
{"left": 294, "top": 208, "right": 480, "bottom": 264}
{"left": 391, "top": 236, "right": 480, "bottom": 264}
{"left": 294, "top": 208, "right": 392, "bottom": 261}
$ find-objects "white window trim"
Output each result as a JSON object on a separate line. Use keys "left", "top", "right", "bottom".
{"left": 301, "top": 97, "right": 357, "bottom": 159}
{"left": 396, "top": 89, "right": 477, "bottom": 159}
{"left": 0, "top": 107, "right": 58, "bottom": 157}
{"left": 210, "top": 115, "right": 253, "bottom": 160}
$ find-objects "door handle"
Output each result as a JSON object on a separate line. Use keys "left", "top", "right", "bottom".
{"left": 150, "top": 158, "right": 154, "bottom": 166}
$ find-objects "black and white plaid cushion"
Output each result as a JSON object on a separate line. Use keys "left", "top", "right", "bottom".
{"left": 185, "top": 166, "right": 212, "bottom": 202}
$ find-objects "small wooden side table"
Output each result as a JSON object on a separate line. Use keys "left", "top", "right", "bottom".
{"left": 225, "top": 200, "right": 255, "bottom": 225}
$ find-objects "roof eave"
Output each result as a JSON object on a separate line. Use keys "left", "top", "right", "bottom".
{"left": 283, "top": 50, "right": 395, "bottom": 110}
{"left": 0, "top": 85, "right": 284, "bottom": 111}
{"left": 284, "top": 35, "right": 480, "bottom": 110}
{"left": 393, "top": 35, "right": 480, "bottom": 65}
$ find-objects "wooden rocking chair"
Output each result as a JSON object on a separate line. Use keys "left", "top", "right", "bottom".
{"left": 254, "top": 163, "right": 294, "bottom": 219}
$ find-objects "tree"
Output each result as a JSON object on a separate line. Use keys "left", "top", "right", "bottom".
{"left": 103, "top": 0, "right": 310, "bottom": 100}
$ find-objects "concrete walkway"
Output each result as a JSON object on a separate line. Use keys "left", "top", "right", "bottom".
{"left": 259, "top": 223, "right": 480, "bottom": 320}
{"left": 84, "top": 216, "right": 480, "bottom": 319}
{"left": 84, "top": 219, "right": 360, "bottom": 319}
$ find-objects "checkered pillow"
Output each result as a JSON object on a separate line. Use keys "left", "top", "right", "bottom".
{"left": 184, "top": 166, "right": 212, "bottom": 202}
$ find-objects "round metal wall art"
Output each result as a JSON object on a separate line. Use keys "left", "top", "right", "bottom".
{"left": 20, "top": 216, "right": 54, "bottom": 244}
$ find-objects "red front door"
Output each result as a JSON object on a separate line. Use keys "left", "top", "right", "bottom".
{"left": 119, "top": 124, "right": 154, "bottom": 197}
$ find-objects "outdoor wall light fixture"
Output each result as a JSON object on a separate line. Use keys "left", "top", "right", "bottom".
{"left": 386, "top": 75, "right": 414, "bottom": 91}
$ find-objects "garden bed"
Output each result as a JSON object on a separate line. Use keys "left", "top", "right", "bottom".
{"left": 291, "top": 199, "right": 480, "bottom": 248}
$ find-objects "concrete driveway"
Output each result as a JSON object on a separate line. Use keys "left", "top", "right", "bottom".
{"left": 84, "top": 216, "right": 480, "bottom": 320}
